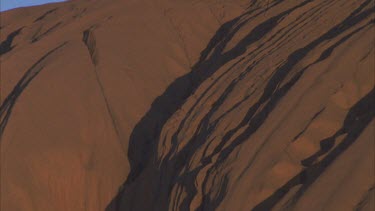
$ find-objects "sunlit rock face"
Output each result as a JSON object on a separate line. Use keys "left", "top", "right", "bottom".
{"left": 0, "top": 0, "right": 373, "bottom": 210}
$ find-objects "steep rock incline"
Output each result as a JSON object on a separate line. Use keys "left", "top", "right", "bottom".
{"left": 0, "top": 0, "right": 374, "bottom": 211}
{"left": 0, "top": 0, "right": 245, "bottom": 210}
{"left": 110, "top": 0, "right": 374, "bottom": 210}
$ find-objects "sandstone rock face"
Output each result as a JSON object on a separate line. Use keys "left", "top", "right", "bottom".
{"left": 0, "top": 0, "right": 373, "bottom": 211}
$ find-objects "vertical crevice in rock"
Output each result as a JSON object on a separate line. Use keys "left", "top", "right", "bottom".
{"left": 82, "top": 28, "right": 125, "bottom": 155}
{"left": 83, "top": 28, "right": 99, "bottom": 66}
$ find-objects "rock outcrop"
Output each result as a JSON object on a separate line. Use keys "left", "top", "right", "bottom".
{"left": 0, "top": 0, "right": 373, "bottom": 210}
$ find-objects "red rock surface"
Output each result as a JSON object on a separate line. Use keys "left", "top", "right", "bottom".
{"left": 0, "top": 0, "right": 373, "bottom": 210}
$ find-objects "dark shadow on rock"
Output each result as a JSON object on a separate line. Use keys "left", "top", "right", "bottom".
{"left": 31, "top": 22, "right": 62, "bottom": 43}
{"left": 0, "top": 43, "right": 66, "bottom": 139}
{"left": 0, "top": 27, "right": 23, "bottom": 56}
{"left": 34, "top": 8, "right": 58, "bottom": 23}
{"left": 105, "top": 0, "right": 373, "bottom": 210}
{"left": 252, "top": 88, "right": 374, "bottom": 211}
{"left": 105, "top": 1, "right": 304, "bottom": 210}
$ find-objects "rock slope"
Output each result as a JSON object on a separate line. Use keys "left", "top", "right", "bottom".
{"left": 0, "top": 0, "right": 373, "bottom": 211}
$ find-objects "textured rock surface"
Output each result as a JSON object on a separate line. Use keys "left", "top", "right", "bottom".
{"left": 0, "top": 0, "right": 374, "bottom": 210}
